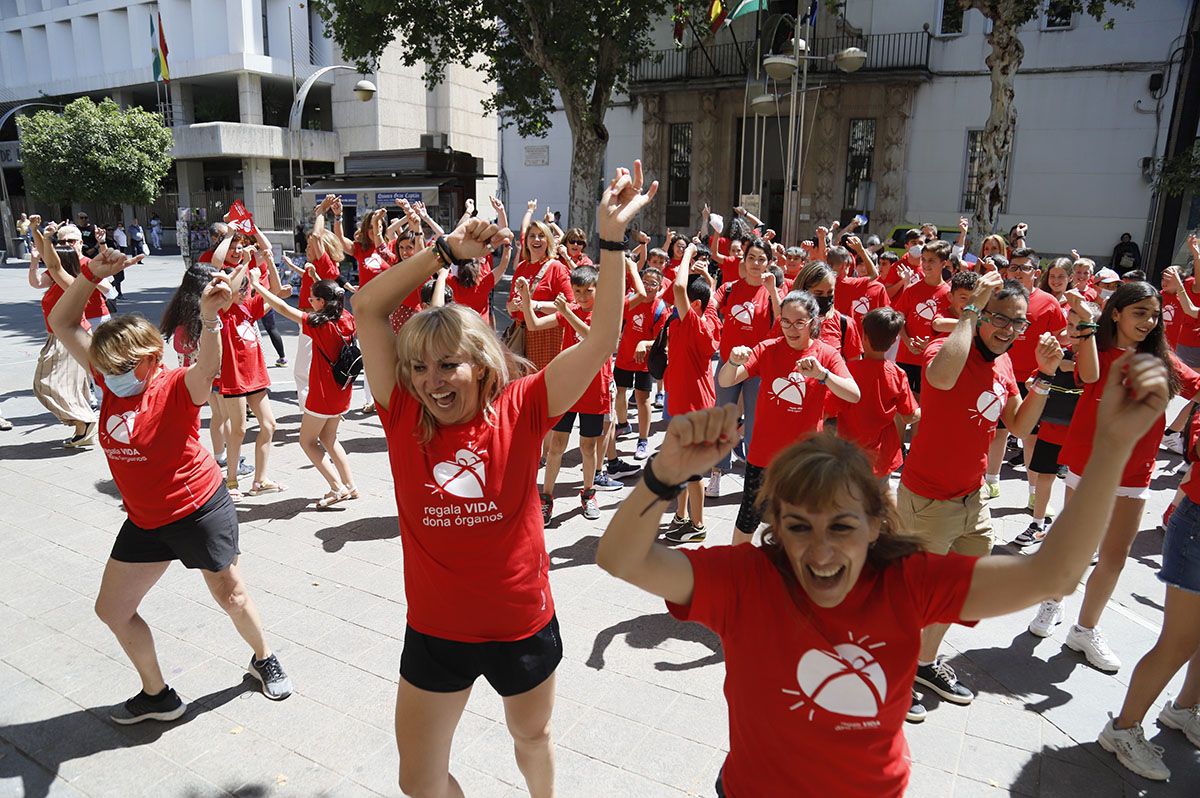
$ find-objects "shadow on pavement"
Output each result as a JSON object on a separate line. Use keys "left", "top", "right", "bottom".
{"left": 586, "top": 612, "right": 723, "bottom": 672}
{"left": 548, "top": 535, "right": 597, "bottom": 570}
{"left": 944, "top": 634, "right": 1077, "bottom": 714}
{"left": 0, "top": 678, "right": 256, "bottom": 798}
{"left": 315, "top": 515, "right": 399, "bottom": 553}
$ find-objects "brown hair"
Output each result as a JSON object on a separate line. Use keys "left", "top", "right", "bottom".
{"left": 922, "top": 239, "right": 952, "bottom": 261}
{"left": 90, "top": 314, "right": 165, "bottom": 375}
{"left": 979, "top": 234, "right": 1007, "bottom": 259}
{"left": 861, "top": 307, "right": 904, "bottom": 353}
{"left": 759, "top": 434, "right": 923, "bottom": 585}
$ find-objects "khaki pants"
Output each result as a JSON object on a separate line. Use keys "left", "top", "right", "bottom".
{"left": 896, "top": 483, "right": 994, "bottom": 557}
{"left": 32, "top": 335, "right": 95, "bottom": 426}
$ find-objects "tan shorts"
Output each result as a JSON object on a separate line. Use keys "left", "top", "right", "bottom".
{"left": 896, "top": 483, "right": 994, "bottom": 557}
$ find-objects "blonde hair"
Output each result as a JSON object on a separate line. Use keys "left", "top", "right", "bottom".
{"left": 979, "top": 234, "right": 1008, "bottom": 259}
{"left": 394, "top": 304, "right": 530, "bottom": 442}
{"left": 90, "top": 315, "right": 165, "bottom": 375}
{"left": 311, "top": 228, "right": 345, "bottom": 262}
{"left": 522, "top": 220, "right": 557, "bottom": 263}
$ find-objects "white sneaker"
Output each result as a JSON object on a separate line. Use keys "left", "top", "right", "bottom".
{"left": 1161, "top": 432, "right": 1186, "bottom": 455}
{"left": 1027, "top": 600, "right": 1063, "bottom": 638}
{"left": 1158, "top": 697, "right": 1200, "bottom": 748}
{"left": 1066, "top": 625, "right": 1121, "bottom": 672}
{"left": 705, "top": 472, "right": 722, "bottom": 498}
{"left": 1098, "top": 714, "right": 1170, "bottom": 781}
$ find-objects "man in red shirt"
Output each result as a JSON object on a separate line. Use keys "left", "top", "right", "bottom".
{"left": 898, "top": 271, "right": 1062, "bottom": 715}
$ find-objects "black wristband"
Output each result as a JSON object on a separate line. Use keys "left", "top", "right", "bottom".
{"left": 642, "top": 456, "right": 686, "bottom": 502}
{"left": 433, "top": 235, "right": 470, "bottom": 267}
{"left": 1036, "top": 371, "right": 1056, "bottom": 381}
{"left": 598, "top": 238, "right": 625, "bottom": 252}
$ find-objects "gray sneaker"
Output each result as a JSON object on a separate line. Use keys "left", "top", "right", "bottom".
{"left": 109, "top": 687, "right": 186, "bottom": 725}
{"left": 249, "top": 654, "right": 292, "bottom": 700}
{"left": 1098, "top": 714, "right": 1170, "bottom": 781}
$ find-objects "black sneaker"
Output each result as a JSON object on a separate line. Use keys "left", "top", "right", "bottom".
{"left": 914, "top": 658, "right": 974, "bottom": 705}
{"left": 249, "top": 654, "right": 293, "bottom": 700}
{"left": 1012, "top": 522, "right": 1047, "bottom": 549}
{"left": 614, "top": 422, "right": 633, "bottom": 437}
{"left": 665, "top": 522, "right": 706, "bottom": 544}
{"left": 606, "top": 458, "right": 640, "bottom": 477}
{"left": 665, "top": 514, "right": 689, "bottom": 531}
{"left": 540, "top": 493, "right": 554, "bottom": 525}
{"left": 109, "top": 687, "right": 186, "bottom": 724}
{"left": 906, "top": 690, "right": 926, "bottom": 723}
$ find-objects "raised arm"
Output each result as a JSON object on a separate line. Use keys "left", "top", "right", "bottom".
{"left": 416, "top": 202, "right": 445, "bottom": 238}
{"left": 597, "top": 405, "right": 740, "bottom": 605}
{"left": 625, "top": 256, "right": 648, "bottom": 305}
{"left": 489, "top": 196, "right": 509, "bottom": 231}
{"left": 543, "top": 161, "right": 657, "bottom": 417}
{"left": 555, "top": 295, "right": 590, "bottom": 338}
{"left": 673, "top": 243, "right": 696, "bottom": 319}
{"left": 846, "top": 236, "right": 879, "bottom": 279}
{"left": 354, "top": 219, "right": 512, "bottom": 412}
{"left": 521, "top": 199, "right": 537, "bottom": 239}
{"left": 49, "top": 248, "right": 143, "bottom": 367}
{"left": 926, "top": 272, "right": 1002, "bottom": 391}
{"left": 1002, "top": 333, "right": 1063, "bottom": 437}
{"left": 1064, "top": 289, "right": 1100, "bottom": 383}
{"left": 960, "top": 353, "right": 1168, "bottom": 620}
{"left": 253, "top": 274, "right": 305, "bottom": 325}
{"left": 184, "top": 268, "right": 240, "bottom": 404}
{"left": 1163, "top": 264, "right": 1198, "bottom": 319}
{"left": 516, "top": 277, "right": 560, "bottom": 332}
{"left": 430, "top": 267, "right": 449, "bottom": 308}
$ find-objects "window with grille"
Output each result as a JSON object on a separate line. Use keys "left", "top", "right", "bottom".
{"left": 962, "top": 129, "right": 1010, "bottom": 213}
{"left": 1044, "top": 0, "right": 1074, "bottom": 29}
{"left": 666, "top": 123, "right": 693, "bottom": 228}
{"left": 938, "top": 0, "right": 964, "bottom": 35}
{"left": 261, "top": 1, "right": 270, "bottom": 56}
{"left": 844, "top": 119, "right": 876, "bottom": 210}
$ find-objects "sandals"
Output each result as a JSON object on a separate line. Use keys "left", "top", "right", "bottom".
{"left": 248, "top": 479, "right": 286, "bottom": 496}
{"left": 317, "top": 486, "right": 359, "bottom": 509}
{"left": 225, "top": 479, "right": 244, "bottom": 500}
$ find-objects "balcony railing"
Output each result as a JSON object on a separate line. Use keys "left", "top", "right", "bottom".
{"left": 631, "top": 30, "right": 931, "bottom": 85}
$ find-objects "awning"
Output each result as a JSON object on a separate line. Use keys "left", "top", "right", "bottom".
{"left": 301, "top": 177, "right": 452, "bottom": 209}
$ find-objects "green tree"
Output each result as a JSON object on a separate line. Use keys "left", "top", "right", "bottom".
{"left": 18, "top": 97, "right": 174, "bottom": 206}
{"left": 313, "top": 0, "right": 673, "bottom": 237}
{"left": 1156, "top": 140, "right": 1200, "bottom": 198}
{"left": 957, "top": 1, "right": 1135, "bottom": 243}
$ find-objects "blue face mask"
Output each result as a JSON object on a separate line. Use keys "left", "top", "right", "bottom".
{"left": 104, "top": 368, "right": 147, "bottom": 398}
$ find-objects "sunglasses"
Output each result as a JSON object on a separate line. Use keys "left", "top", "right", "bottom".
{"left": 566, "top": 240, "right": 585, "bottom": 247}
{"left": 981, "top": 311, "right": 1031, "bottom": 333}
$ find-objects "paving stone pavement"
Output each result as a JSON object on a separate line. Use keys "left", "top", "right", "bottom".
{"left": 0, "top": 256, "right": 1197, "bottom": 797}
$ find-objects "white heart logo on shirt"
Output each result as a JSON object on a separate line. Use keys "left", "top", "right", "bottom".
{"left": 971, "top": 382, "right": 1006, "bottom": 425}
{"left": 1164, "top": 304, "right": 1176, "bottom": 324}
{"left": 366, "top": 252, "right": 385, "bottom": 270}
{"left": 105, "top": 411, "right": 137, "bottom": 445}
{"left": 915, "top": 299, "right": 938, "bottom": 321}
{"left": 787, "top": 641, "right": 887, "bottom": 719}
{"left": 771, "top": 371, "right": 807, "bottom": 406}
{"left": 236, "top": 319, "right": 260, "bottom": 345}
{"left": 432, "top": 449, "right": 487, "bottom": 498}
{"left": 731, "top": 302, "right": 756, "bottom": 325}
{"left": 632, "top": 313, "right": 645, "bottom": 330}
{"left": 852, "top": 296, "right": 871, "bottom": 317}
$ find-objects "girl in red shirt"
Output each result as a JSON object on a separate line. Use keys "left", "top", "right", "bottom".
{"left": 718, "top": 291, "right": 860, "bottom": 547}
{"left": 447, "top": 243, "right": 513, "bottom": 323}
{"left": 790, "top": 262, "right": 864, "bottom": 361}
{"left": 355, "top": 162, "right": 657, "bottom": 796}
{"left": 1036, "top": 282, "right": 1200, "bottom": 672}
{"left": 597, "top": 354, "right": 1170, "bottom": 798}
{"left": 49, "top": 250, "right": 292, "bottom": 723}
{"left": 255, "top": 280, "right": 359, "bottom": 509}
{"left": 295, "top": 196, "right": 349, "bottom": 409}
{"left": 1038, "top": 257, "right": 1072, "bottom": 308}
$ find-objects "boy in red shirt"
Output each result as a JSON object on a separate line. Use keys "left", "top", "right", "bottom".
{"left": 613, "top": 264, "right": 661, "bottom": 459}
{"left": 662, "top": 244, "right": 719, "bottom": 542}
{"left": 830, "top": 308, "right": 920, "bottom": 479}
{"left": 893, "top": 240, "right": 952, "bottom": 400}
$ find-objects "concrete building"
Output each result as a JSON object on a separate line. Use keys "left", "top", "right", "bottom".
{"left": 500, "top": 1, "right": 1197, "bottom": 263}
{"left": 0, "top": 0, "right": 497, "bottom": 241}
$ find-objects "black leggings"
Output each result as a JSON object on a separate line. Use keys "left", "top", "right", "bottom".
{"left": 259, "top": 311, "right": 286, "bottom": 360}
{"left": 735, "top": 463, "right": 767, "bottom": 535}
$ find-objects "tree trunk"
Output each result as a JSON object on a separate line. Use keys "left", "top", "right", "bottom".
{"left": 561, "top": 96, "right": 609, "bottom": 241}
{"left": 972, "top": 13, "right": 1024, "bottom": 244}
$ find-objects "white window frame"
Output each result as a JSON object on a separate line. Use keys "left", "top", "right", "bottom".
{"left": 936, "top": 0, "right": 966, "bottom": 38}
{"left": 1041, "top": 0, "right": 1076, "bottom": 31}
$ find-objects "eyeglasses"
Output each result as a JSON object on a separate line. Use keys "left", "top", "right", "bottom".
{"left": 1007, "top": 263, "right": 1035, "bottom": 273}
{"left": 778, "top": 316, "right": 812, "bottom": 329}
{"left": 981, "top": 311, "right": 1031, "bottom": 333}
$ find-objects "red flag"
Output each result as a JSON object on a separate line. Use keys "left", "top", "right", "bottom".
{"left": 673, "top": 4, "right": 685, "bottom": 44}
{"left": 708, "top": 0, "right": 727, "bottom": 34}
{"left": 227, "top": 200, "right": 257, "bottom": 237}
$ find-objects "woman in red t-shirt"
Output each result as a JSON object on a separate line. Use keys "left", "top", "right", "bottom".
{"left": 448, "top": 243, "right": 513, "bottom": 323}
{"left": 1036, "top": 281, "right": 1200, "bottom": 672}
{"left": 295, "top": 196, "right": 350, "bottom": 409}
{"left": 597, "top": 356, "right": 1169, "bottom": 798}
{"left": 355, "top": 163, "right": 657, "bottom": 796}
{"left": 505, "top": 219, "right": 571, "bottom": 370}
{"left": 255, "top": 279, "right": 359, "bottom": 509}
{"left": 49, "top": 250, "right": 292, "bottom": 722}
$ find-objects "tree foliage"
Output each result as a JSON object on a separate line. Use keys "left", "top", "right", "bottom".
{"left": 1156, "top": 140, "right": 1200, "bottom": 198}
{"left": 18, "top": 98, "right": 174, "bottom": 206}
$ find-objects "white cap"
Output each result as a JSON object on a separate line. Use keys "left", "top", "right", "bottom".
{"left": 1095, "top": 267, "right": 1120, "bottom": 284}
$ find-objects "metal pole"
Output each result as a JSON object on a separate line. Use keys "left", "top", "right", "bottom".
{"left": 780, "top": 2, "right": 803, "bottom": 244}
{"left": 794, "top": 17, "right": 810, "bottom": 242}
{"left": 288, "top": 3, "right": 297, "bottom": 223}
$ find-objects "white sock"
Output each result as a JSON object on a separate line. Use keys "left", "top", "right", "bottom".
{"left": 985, "top": 475, "right": 999, "bottom": 486}
{"left": 918, "top": 659, "right": 935, "bottom": 668}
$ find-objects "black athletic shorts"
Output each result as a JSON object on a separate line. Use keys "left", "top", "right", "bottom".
{"left": 898, "top": 361, "right": 922, "bottom": 395}
{"left": 400, "top": 615, "right": 563, "bottom": 697}
{"left": 111, "top": 484, "right": 239, "bottom": 571}
{"left": 552, "top": 412, "right": 605, "bottom": 438}
{"left": 1028, "top": 438, "right": 1062, "bottom": 475}
{"left": 613, "top": 367, "right": 652, "bottom": 393}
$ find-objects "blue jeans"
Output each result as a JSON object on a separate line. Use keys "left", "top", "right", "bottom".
{"left": 714, "top": 357, "right": 759, "bottom": 472}
{"left": 1160, "top": 497, "right": 1200, "bottom": 594}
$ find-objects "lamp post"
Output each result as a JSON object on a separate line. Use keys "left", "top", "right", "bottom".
{"left": 287, "top": 65, "right": 376, "bottom": 224}
{"left": 0, "top": 102, "right": 64, "bottom": 257}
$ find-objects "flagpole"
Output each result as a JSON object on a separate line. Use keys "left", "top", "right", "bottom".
{"left": 686, "top": 18, "right": 721, "bottom": 75}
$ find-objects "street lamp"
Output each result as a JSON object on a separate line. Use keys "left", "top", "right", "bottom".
{"left": 0, "top": 102, "right": 64, "bottom": 258}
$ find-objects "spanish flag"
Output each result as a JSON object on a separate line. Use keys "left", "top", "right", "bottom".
{"left": 151, "top": 11, "right": 170, "bottom": 83}
{"left": 708, "top": 0, "right": 727, "bottom": 34}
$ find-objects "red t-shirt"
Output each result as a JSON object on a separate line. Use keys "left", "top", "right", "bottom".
{"left": 1079, "top": 283, "right": 1100, "bottom": 304}
{"left": 300, "top": 252, "right": 340, "bottom": 311}
{"left": 743, "top": 338, "right": 849, "bottom": 468}
{"left": 616, "top": 294, "right": 669, "bottom": 373}
{"left": 882, "top": 259, "right": 924, "bottom": 294}
{"left": 717, "top": 255, "right": 741, "bottom": 285}
{"left": 667, "top": 544, "right": 976, "bottom": 798}
{"left": 902, "top": 338, "right": 1019, "bottom": 500}
{"left": 1007, "top": 288, "right": 1068, "bottom": 379}
{"left": 448, "top": 264, "right": 497, "bottom": 321}
{"left": 95, "top": 367, "right": 223, "bottom": 529}
{"left": 556, "top": 305, "right": 612, "bottom": 415}
{"left": 714, "top": 280, "right": 774, "bottom": 361}
{"left": 1060, "top": 348, "right": 1200, "bottom": 488}
{"left": 78, "top": 255, "right": 109, "bottom": 321}
{"left": 198, "top": 248, "right": 215, "bottom": 264}
{"left": 40, "top": 282, "right": 88, "bottom": 335}
{"left": 893, "top": 281, "right": 950, "bottom": 366}
{"left": 1163, "top": 291, "right": 1184, "bottom": 349}
{"left": 836, "top": 274, "right": 890, "bottom": 323}
{"left": 1172, "top": 276, "right": 1200, "bottom": 348}
{"left": 666, "top": 307, "right": 719, "bottom": 416}
{"left": 303, "top": 312, "right": 356, "bottom": 416}
{"left": 508, "top": 258, "right": 571, "bottom": 323}
{"left": 378, "top": 371, "right": 557, "bottom": 642}
{"left": 352, "top": 242, "right": 397, "bottom": 288}
{"left": 818, "top": 312, "right": 864, "bottom": 361}
{"left": 217, "top": 294, "right": 270, "bottom": 395}
{"left": 829, "top": 358, "right": 917, "bottom": 477}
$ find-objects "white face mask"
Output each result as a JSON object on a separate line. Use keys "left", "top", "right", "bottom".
{"left": 908, "top": 244, "right": 923, "bottom": 259}
{"left": 1100, "top": 288, "right": 1114, "bottom": 301}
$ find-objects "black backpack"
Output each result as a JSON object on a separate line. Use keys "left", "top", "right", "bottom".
{"left": 646, "top": 309, "right": 679, "bottom": 381}
{"left": 320, "top": 325, "right": 363, "bottom": 389}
